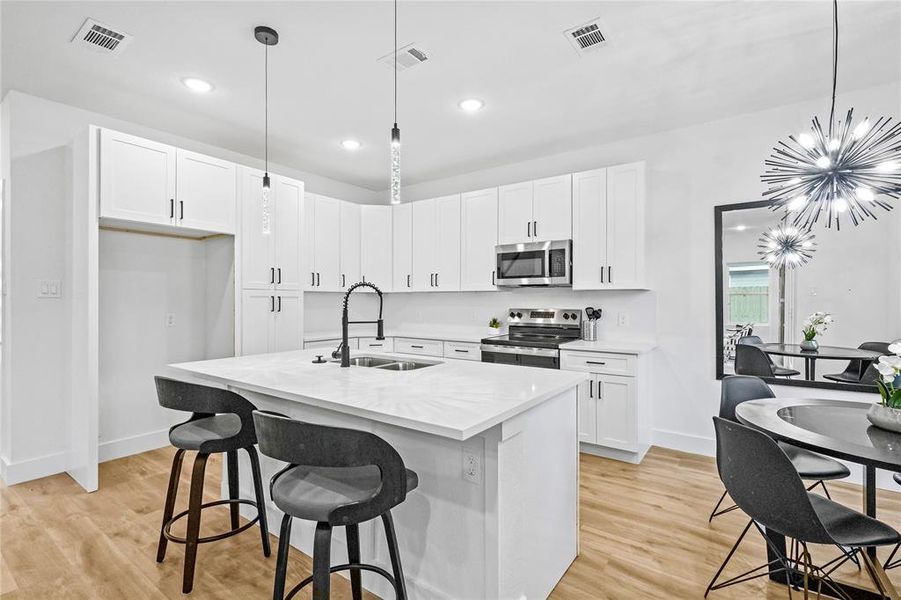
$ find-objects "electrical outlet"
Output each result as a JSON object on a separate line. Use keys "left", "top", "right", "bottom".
{"left": 462, "top": 450, "right": 482, "bottom": 485}
{"left": 36, "top": 279, "right": 62, "bottom": 298}
{"left": 617, "top": 312, "right": 630, "bottom": 327}
{"left": 166, "top": 313, "right": 176, "bottom": 328}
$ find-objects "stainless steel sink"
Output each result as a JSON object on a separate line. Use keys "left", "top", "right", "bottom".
{"left": 330, "top": 356, "right": 397, "bottom": 367}
{"left": 376, "top": 361, "right": 431, "bottom": 371}
{"left": 330, "top": 354, "right": 440, "bottom": 370}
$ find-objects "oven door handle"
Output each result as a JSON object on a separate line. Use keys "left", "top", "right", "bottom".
{"left": 479, "top": 344, "right": 559, "bottom": 358}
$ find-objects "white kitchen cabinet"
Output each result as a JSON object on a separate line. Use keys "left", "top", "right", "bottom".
{"left": 360, "top": 206, "right": 393, "bottom": 291}
{"left": 497, "top": 175, "right": 572, "bottom": 244}
{"left": 395, "top": 338, "right": 444, "bottom": 357}
{"left": 272, "top": 293, "right": 302, "bottom": 352}
{"left": 443, "top": 341, "right": 481, "bottom": 361}
{"left": 175, "top": 149, "right": 236, "bottom": 233}
{"left": 100, "top": 129, "right": 176, "bottom": 226}
{"left": 411, "top": 195, "right": 460, "bottom": 291}
{"left": 240, "top": 169, "right": 303, "bottom": 291}
{"left": 461, "top": 188, "right": 498, "bottom": 290}
{"left": 239, "top": 290, "right": 302, "bottom": 355}
{"left": 339, "top": 201, "right": 361, "bottom": 291}
{"left": 392, "top": 204, "right": 413, "bottom": 292}
{"left": 304, "top": 193, "right": 341, "bottom": 291}
{"left": 578, "top": 380, "right": 597, "bottom": 444}
{"left": 595, "top": 375, "right": 636, "bottom": 451}
{"left": 304, "top": 338, "right": 357, "bottom": 351}
{"left": 359, "top": 336, "right": 394, "bottom": 352}
{"left": 572, "top": 163, "right": 646, "bottom": 290}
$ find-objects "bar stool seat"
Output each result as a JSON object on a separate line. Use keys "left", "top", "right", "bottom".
{"left": 272, "top": 465, "right": 418, "bottom": 523}
{"left": 169, "top": 414, "right": 242, "bottom": 450}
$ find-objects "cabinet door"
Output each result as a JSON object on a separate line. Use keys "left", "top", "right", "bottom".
{"left": 595, "top": 374, "right": 637, "bottom": 451}
{"left": 532, "top": 174, "right": 572, "bottom": 242}
{"left": 461, "top": 188, "right": 498, "bottom": 291}
{"left": 176, "top": 149, "right": 236, "bottom": 233}
{"left": 361, "top": 206, "right": 393, "bottom": 291}
{"left": 411, "top": 199, "right": 437, "bottom": 292}
{"left": 434, "top": 194, "right": 461, "bottom": 291}
{"left": 497, "top": 181, "right": 533, "bottom": 244}
{"left": 339, "top": 201, "right": 361, "bottom": 291}
{"left": 99, "top": 129, "right": 175, "bottom": 225}
{"left": 572, "top": 169, "right": 608, "bottom": 290}
{"left": 240, "top": 169, "right": 275, "bottom": 290}
{"left": 392, "top": 204, "right": 413, "bottom": 292}
{"left": 606, "top": 162, "right": 646, "bottom": 288}
{"left": 311, "top": 195, "right": 342, "bottom": 291}
{"left": 578, "top": 378, "right": 598, "bottom": 444}
{"left": 273, "top": 294, "right": 302, "bottom": 352}
{"left": 274, "top": 176, "right": 304, "bottom": 292}
{"left": 240, "top": 290, "right": 274, "bottom": 355}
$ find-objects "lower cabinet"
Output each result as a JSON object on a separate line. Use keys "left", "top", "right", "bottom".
{"left": 304, "top": 338, "right": 357, "bottom": 351}
{"left": 359, "top": 337, "right": 394, "bottom": 352}
{"left": 593, "top": 374, "right": 636, "bottom": 451}
{"left": 443, "top": 341, "right": 481, "bottom": 361}
{"left": 239, "top": 290, "right": 302, "bottom": 355}
{"left": 394, "top": 338, "right": 444, "bottom": 357}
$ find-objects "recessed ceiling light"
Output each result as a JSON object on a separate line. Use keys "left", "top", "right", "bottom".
{"left": 182, "top": 77, "right": 214, "bottom": 94}
{"left": 458, "top": 98, "right": 484, "bottom": 113}
{"left": 734, "top": 224, "right": 747, "bottom": 231}
{"left": 340, "top": 139, "right": 362, "bottom": 151}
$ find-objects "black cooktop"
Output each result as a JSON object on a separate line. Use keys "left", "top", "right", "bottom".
{"left": 481, "top": 331, "right": 579, "bottom": 349}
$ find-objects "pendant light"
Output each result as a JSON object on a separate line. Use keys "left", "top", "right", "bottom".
{"left": 389, "top": 0, "right": 401, "bottom": 205}
{"left": 757, "top": 222, "right": 817, "bottom": 269}
{"left": 761, "top": 0, "right": 901, "bottom": 230}
{"left": 255, "top": 25, "right": 279, "bottom": 193}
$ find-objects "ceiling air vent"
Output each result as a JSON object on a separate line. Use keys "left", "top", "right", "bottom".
{"left": 71, "top": 18, "right": 133, "bottom": 55}
{"left": 564, "top": 19, "right": 606, "bottom": 54}
{"left": 378, "top": 43, "right": 429, "bottom": 71}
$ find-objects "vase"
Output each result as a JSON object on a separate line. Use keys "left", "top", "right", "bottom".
{"left": 800, "top": 339, "right": 819, "bottom": 351}
{"left": 867, "top": 403, "right": 901, "bottom": 434}
{"left": 487, "top": 327, "right": 502, "bottom": 338}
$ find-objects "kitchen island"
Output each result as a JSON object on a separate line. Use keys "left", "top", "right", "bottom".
{"left": 171, "top": 349, "right": 585, "bottom": 600}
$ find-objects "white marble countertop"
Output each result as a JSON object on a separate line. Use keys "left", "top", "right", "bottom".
{"left": 305, "top": 326, "right": 493, "bottom": 344}
{"left": 170, "top": 349, "right": 585, "bottom": 440}
{"left": 560, "top": 339, "right": 657, "bottom": 354}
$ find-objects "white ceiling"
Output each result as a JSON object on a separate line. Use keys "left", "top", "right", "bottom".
{"left": 3, "top": 1, "right": 900, "bottom": 191}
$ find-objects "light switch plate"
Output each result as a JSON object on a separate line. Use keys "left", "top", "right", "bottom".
{"left": 37, "top": 279, "right": 62, "bottom": 298}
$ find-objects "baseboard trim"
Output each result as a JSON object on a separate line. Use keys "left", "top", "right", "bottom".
{"left": 651, "top": 428, "right": 716, "bottom": 457}
{"left": 580, "top": 442, "right": 650, "bottom": 464}
{"left": 99, "top": 429, "right": 170, "bottom": 463}
{"left": 0, "top": 451, "right": 69, "bottom": 486}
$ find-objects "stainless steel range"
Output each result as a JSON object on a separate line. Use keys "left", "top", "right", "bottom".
{"left": 480, "top": 308, "right": 582, "bottom": 369}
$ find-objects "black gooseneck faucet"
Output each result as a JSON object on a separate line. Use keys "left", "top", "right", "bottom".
{"left": 333, "top": 281, "right": 385, "bottom": 367}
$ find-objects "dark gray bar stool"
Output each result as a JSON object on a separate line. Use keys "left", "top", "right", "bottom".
{"left": 252, "top": 411, "right": 417, "bottom": 600}
{"left": 154, "top": 376, "right": 270, "bottom": 593}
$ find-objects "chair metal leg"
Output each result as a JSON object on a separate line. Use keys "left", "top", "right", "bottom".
{"left": 157, "top": 448, "right": 185, "bottom": 563}
{"left": 182, "top": 452, "right": 209, "bottom": 594}
{"left": 382, "top": 511, "right": 408, "bottom": 600}
{"left": 885, "top": 543, "right": 901, "bottom": 570}
{"left": 346, "top": 524, "right": 362, "bottom": 600}
{"left": 246, "top": 446, "right": 271, "bottom": 557}
{"left": 705, "top": 519, "right": 754, "bottom": 597}
{"left": 861, "top": 549, "right": 900, "bottom": 599}
{"left": 226, "top": 450, "right": 240, "bottom": 530}
{"left": 273, "top": 514, "right": 293, "bottom": 600}
{"left": 312, "top": 522, "right": 333, "bottom": 600}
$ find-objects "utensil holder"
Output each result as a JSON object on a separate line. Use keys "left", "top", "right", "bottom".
{"left": 581, "top": 320, "right": 598, "bottom": 341}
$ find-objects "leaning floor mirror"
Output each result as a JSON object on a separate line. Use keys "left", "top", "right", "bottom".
{"left": 715, "top": 200, "right": 901, "bottom": 393}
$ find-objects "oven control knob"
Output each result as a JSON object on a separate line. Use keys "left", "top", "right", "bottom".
{"left": 509, "top": 311, "right": 516, "bottom": 319}
{"left": 563, "top": 313, "right": 570, "bottom": 320}
{"left": 516, "top": 312, "right": 523, "bottom": 319}
{"left": 570, "top": 313, "right": 578, "bottom": 320}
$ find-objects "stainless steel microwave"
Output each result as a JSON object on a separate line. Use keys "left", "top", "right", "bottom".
{"left": 495, "top": 240, "right": 572, "bottom": 287}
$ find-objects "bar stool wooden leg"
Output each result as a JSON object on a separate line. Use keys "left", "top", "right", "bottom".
{"left": 273, "top": 514, "right": 293, "bottom": 600}
{"left": 247, "top": 445, "right": 271, "bottom": 557}
{"left": 346, "top": 524, "right": 362, "bottom": 600}
{"left": 157, "top": 448, "right": 186, "bottom": 563}
{"left": 226, "top": 450, "right": 240, "bottom": 530}
{"left": 182, "top": 452, "right": 209, "bottom": 594}
{"left": 382, "top": 511, "right": 408, "bottom": 600}
{"left": 312, "top": 522, "right": 333, "bottom": 600}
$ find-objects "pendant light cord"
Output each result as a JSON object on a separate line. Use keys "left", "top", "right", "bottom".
{"left": 394, "top": 0, "right": 398, "bottom": 124}
{"left": 265, "top": 42, "right": 269, "bottom": 173}
{"left": 829, "top": 0, "right": 838, "bottom": 135}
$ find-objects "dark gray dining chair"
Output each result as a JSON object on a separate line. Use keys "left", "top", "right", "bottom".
{"left": 707, "top": 417, "right": 900, "bottom": 598}
{"left": 824, "top": 342, "right": 891, "bottom": 384}
{"left": 709, "top": 375, "right": 849, "bottom": 522}
{"left": 736, "top": 336, "right": 800, "bottom": 378}
{"left": 154, "top": 376, "right": 270, "bottom": 594}
{"left": 253, "top": 411, "right": 417, "bottom": 600}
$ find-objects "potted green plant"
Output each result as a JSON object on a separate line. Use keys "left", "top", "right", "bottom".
{"left": 868, "top": 344, "right": 901, "bottom": 432}
{"left": 487, "top": 317, "right": 503, "bottom": 337}
{"left": 800, "top": 311, "right": 833, "bottom": 351}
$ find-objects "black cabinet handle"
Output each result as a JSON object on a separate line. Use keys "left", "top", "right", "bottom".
{"left": 277, "top": 296, "right": 282, "bottom": 312}
{"left": 170, "top": 198, "right": 174, "bottom": 218}
{"left": 362, "top": 274, "right": 366, "bottom": 283}
{"left": 411, "top": 345, "right": 424, "bottom": 349}
{"left": 533, "top": 220, "right": 538, "bottom": 238}
{"left": 277, "top": 268, "right": 281, "bottom": 284}
{"left": 369, "top": 343, "right": 383, "bottom": 347}
{"left": 586, "top": 360, "right": 606, "bottom": 366}
{"left": 316, "top": 272, "right": 320, "bottom": 287}
{"left": 590, "top": 380, "right": 594, "bottom": 398}
{"left": 179, "top": 200, "right": 184, "bottom": 220}
{"left": 492, "top": 270, "right": 495, "bottom": 286}
{"left": 608, "top": 265, "right": 612, "bottom": 283}
{"left": 527, "top": 221, "right": 531, "bottom": 238}
{"left": 435, "top": 273, "right": 439, "bottom": 287}
{"left": 270, "top": 296, "right": 275, "bottom": 312}
{"left": 407, "top": 274, "right": 411, "bottom": 288}
{"left": 342, "top": 273, "right": 346, "bottom": 288}
{"left": 271, "top": 267, "right": 275, "bottom": 284}
{"left": 454, "top": 349, "right": 469, "bottom": 353}
{"left": 600, "top": 266, "right": 605, "bottom": 284}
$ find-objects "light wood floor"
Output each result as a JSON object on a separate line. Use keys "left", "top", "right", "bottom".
{"left": 3, "top": 446, "right": 901, "bottom": 599}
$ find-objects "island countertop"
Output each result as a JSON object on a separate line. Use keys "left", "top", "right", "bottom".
{"left": 170, "top": 349, "right": 586, "bottom": 440}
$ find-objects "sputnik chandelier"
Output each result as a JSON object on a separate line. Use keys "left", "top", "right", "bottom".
{"left": 761, "top": 0, "right": 901, "bottom": 230}
{"left": 757, "top": 224, "right": 817, "bottom": 269}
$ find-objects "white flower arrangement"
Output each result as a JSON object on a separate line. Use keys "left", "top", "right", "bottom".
{"left": 876, "top": 343, "right": 901, "bottom": 408}
{"left": 802, "top": 311, "right": 833, "bottom": 342}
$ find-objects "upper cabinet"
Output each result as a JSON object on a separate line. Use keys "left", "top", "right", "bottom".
{"left": 461, "top": 188, "right": 498, "bottom": 291}
{"left": 572, "top": 162, "right": 646, "bottom": 290}
{"left": 497, "top": 174, "right": 571, "bottom": 244}
{"left": 303, "top": 193, "right": 342, "bottom": 292}
{"left": 339, "top": 202, "right": 361, "bottom": 291}
{"left": 360, "top": 206, "right": 393, "bottom": 292}
{"left": 99, "top": 129, "right": 235, "bottom": 235}
{"left": 411, "top": 195, "right": 461, "bottom": 291}
{"left": 392, "top": 204, "right": 413, "bottom": 292}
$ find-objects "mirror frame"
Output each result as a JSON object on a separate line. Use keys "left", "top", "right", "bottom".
{"left": 714, "top": 200, "right": 877, "bottom": 394}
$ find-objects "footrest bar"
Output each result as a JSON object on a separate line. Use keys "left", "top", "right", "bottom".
{"left": 163, "top": 498, "right": 261, "bottom": 544}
